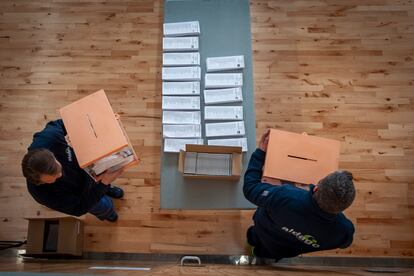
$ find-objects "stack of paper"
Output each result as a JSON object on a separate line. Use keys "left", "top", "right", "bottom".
{"left": 162, "top": 82, "right": 200, "bottom": 95}
{"left": 164, "top": 138, "right": 204, "bottom": 153}
{"left": 206, "top": 55, "right": 245, "bottom": 72}
{"left": 204, "top": 106, "right": 243, "bottom": 121}
{"left": 163, "top": 124, "right": 202, "bottom": 138}
{"left": 162, "top": 67, "right": 201, "bottom": 81}
{"left": 163, "top": 52, "right": 200, "bottom": 66}
{"left": 184, "top": 152, "right": 232, "bottom": 176}
{"left": 204, "top": 87, "right": 243, "bottom": 105}
{"left": 205, "top": 73, "right": 243, "bottom": 88}
{"left": 163, "top": 21, "right": 200, "bottom": 37}
{"left": 92, "top": 148, "right": 134, "bottom": 175}
{"left": 205, "top": 121, "right": 246, "bottom": 137}
{"left": 162, "top": 21, "right": 203, "bottom": 153}
{"left": 163, "top": 111, "right": 201, "bottom": 124}
{"left": 162, "top": 96, "right": 200, "bottom": 110}
{"left": 208, "top": 138, "right": 248, "bottom": 152}
{"left": 163, "top": 37, "right": 199, "bottom": 51}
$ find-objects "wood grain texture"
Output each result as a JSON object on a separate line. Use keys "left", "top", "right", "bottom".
{"left": 0, "top": 0, "right": 413, "bottom": 257}
{"left": 0, "top": 257, "right": 413, "bottom": 276}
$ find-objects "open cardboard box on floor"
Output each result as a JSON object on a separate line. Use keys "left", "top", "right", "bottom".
{"left": 262, "top": 129, "right": 341, "bottom": 185}
{"left": 178, "top": 144, "right": 242, "bottom": 181}
{"left": 24, "top": 217, "right": 83, "bottom": 257}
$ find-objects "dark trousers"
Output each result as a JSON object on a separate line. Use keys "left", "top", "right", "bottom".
{"left": 89, "top": 195, "right": 117, "bottom": 220}
{"left": 247, "top": 226, "right": 282, "bottom": 261}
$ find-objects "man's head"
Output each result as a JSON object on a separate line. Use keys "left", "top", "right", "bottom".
{"left": 313, "top": 170, "right": 355, "bottom": 214}
{"left": 21, "top": 149, "right": 62, "bottom": 185}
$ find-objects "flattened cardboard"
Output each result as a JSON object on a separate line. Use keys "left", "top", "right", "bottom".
{"left": 178, "top": 145, "right": 242, "bottom": 181}
{"left": 263, "top": 129, "right": 340, "bottom": 185}
{"left": 25, "top": 217, "right": 83, "bottom": 257}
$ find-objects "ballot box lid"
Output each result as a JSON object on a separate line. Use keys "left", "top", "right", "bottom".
{"left": 59, "top": 90, "right": 128, "bottom": 168}
{"left": 263, "top": 129, "right": 341, "bottom": 185}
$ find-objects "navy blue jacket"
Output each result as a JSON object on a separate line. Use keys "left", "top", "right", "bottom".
{"left": 244, "top": 149, "right": 354, "bottom": 258}
{"left": 26, "top": 120, "right": 108, "bottom": 216}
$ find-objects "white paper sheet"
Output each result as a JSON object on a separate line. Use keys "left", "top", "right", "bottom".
{"left": 204, "top": 87, "right": 243, "bottom": 105}
{"left": 163, "top": 37, "right": 199, "bottom": 51}
{"left": 162, "top": 82, "right": 200, "bottom": 95}
{"left": 208, "top": 138, "right": 248, "bottom": 152}
{"left": 206, "top": 55, "right": 245, "bottom": 72}
{"left": 196, "top": 153, "right": 232, "bottom": 176}
{"left": 163, "top": 52, "right": 200, "bottom": 66}
{"left": 163, "top": 124, "right": 201, "bottom": 138}
{"left": 164, "top": 138, "right": 204, "bottom": 153}
{"left": 162, "top": 96, "right": 200, "bottom": 110}
{"left": 204, "top": 106, "right": 243, "bottom": 121}
{"left": 162, "top": 66, "right": 201, "bottom": 81}
{"left": 205, "top": 121, "right": 246, "bottom": 137}
{"left": 163, "top": 111, "right": 201, "bottom": 124}
{"left": 163, "top": 21, "right": 200, "bottom": 37}
{"left": 205, "top": 73, "right": 243, "bottom": 88}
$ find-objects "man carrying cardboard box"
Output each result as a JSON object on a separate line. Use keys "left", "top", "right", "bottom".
{"left": 21, "top": 120, "right": 125, "bottom": 222}
{"left": 243, "top": 130, "right": 355, "bottom": 262}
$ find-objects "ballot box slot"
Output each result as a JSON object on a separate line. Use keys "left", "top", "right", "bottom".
{"left": 287, "top": 155, "right": 317, "bottom": 162}
{"left": 86, "top": 114, "right": 98, "bottom": 138}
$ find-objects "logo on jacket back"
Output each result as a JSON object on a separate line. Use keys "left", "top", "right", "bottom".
{"left": 281, "top": 227, "right": 320, "bottom": 248}
{"left": 66, "top": 147, "right": 73, "bottom": 162}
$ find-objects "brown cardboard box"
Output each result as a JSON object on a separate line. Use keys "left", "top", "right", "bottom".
{"left": 262, "top": 129, "right": 340, "bottom": 185}
{"left": 59, "top": 89, "right": 139, "bottom": 180}
{"left": 178, "top": 144, "right": 242, "bottom": 181}
{"left": 25, "top": 217, "right": 83, "bottom": 257}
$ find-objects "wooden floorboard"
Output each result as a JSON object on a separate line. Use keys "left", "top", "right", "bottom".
{"left": 0, "top": 0, "right": 413, "bottom": 257}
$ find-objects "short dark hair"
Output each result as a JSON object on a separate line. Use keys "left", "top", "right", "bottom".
{"left": 21, "top": 149, "right": 59, "bottom": 185}
{"left": 313, "top": 170, "right": 356, "bottom": 214}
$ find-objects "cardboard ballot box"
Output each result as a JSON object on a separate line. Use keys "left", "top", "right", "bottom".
{"left": 59, "top": 90, "right": 139, "bottom": 181}
{"left": 25, "top": 217, "right": 83, "bottom": 257}
{"left": 262, "top": 129, "right": 340, "bottom": 185}
{"left": 178, "top": 145, "right": 242, "bottom": 181}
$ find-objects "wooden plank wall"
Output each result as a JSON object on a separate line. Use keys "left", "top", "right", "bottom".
{"left": 0, "top": 0, "right": 413, "bottom": 257}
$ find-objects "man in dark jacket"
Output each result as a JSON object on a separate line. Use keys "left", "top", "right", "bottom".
{"left": 244, "top": 130, "right": 355, "bottom": 261}
{"left": 22, "top": 120, "right": 125, "bottom": 222}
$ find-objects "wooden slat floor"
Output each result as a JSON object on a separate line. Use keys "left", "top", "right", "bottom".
{"left": 0, "top": 0, "right": 413, "bottom": 258}
{"left": 0, "top": 258, "right": 413, "bottom": 276}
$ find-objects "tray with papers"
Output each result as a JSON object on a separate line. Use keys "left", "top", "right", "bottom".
{"left": 163, "top": 21, "right": 200, "bottom": 37}
{"left": 208, "top": 138, "right": 248, "bottom": 152}
{"left": 205, "top": 121, "right": 246, "bottom": 137}
{"left": 163, "top": 37, "right": 199, "bottom": 51}
{"left": 163, "top": 124, "right": 202, "bottom": 138}
{"left": 162, "top": 111, "right": 201, "bottom": 124}
{"left": 164, "top": 138, "right": 204, "bottom": 153}
{"left": 205, "top": 73, "right": 243, "bottom": 88}
{"left": 204, "top": 106, "right": 243, "bottom": 121}
{"left": 206, "top": 55, "right": 245, "bottom": 72}
{"left": 162, "top": 66, "right": 201, "bottom": 81}
{"left": 162, "top": 82, "right": 200, "bottom": 95}
{"left": 204, "top": 87, "right": 243, "bottom": 105}
{"left": 162, "top": 96, "right": 200, "bottom": 110}
{"left": 163, "top": 52, "right": 200, "bottom": 66}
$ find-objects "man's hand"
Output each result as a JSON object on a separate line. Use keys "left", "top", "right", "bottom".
{"left": 100, "top": 168, "right": 125, "bottom": 185}
{"left": 258, "top": 129, "right": 270, "bottom": 152}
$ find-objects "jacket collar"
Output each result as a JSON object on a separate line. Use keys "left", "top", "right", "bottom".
{"left": 308, "top": 184, "right": 338, "bottom": 221}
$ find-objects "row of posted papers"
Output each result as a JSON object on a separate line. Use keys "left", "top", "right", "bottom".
{"left": 161, "top": 21, "right": 248, "bottom": 153}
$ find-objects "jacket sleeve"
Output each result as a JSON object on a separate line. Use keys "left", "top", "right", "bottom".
{"left": 243, "top": 148, "right": 286, "bottom": 208}
{"left": 29, "top": 119, "right": 68, "bottom": 150}
{"left": 339, "top": 219, "right": 355, "bottom": 248}
{"left": 32, "top": 182, "right": 108, "bottom": 217}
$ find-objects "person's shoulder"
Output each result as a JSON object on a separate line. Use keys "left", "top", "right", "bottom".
{"left": 336, "top": 213, "right": 355, "bottom": 233}
{"left": 28, "top": 120, "right": 67, "bottom": 150}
